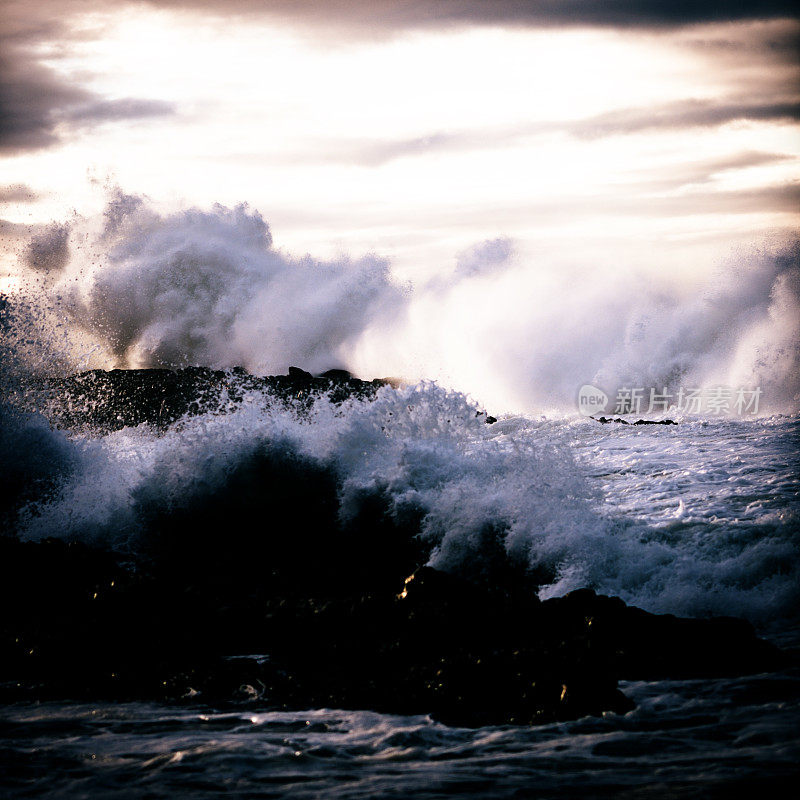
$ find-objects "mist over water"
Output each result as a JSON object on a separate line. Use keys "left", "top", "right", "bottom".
{"left": 58, "top": 193, "right": 404, "bottom": 378}
{"left": 1, "top": 192, "right": 798, "bottom": 628}
{"left": 7, "top": 191, "right": 799, "bottom": 415}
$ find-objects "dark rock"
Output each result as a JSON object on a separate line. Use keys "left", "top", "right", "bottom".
{"left": 0, "top": 532, "right": 785, "bottom": 728}
{"left": 318, "top": 368, "right": 352, "bottom": 381}
{"left": 0, "top": 370, "right": 784, "bottom": 727}
{"left": 18, "top": 366, "right": 391, "bottom": 433}
{"left": 287, "top": 366, "right": 313, "bottom": 380}
{"left": 14, "top": 367, "right": 504, "bottom": 439}
{"left": 593, "top": 416, "right": 677, "bottom": 425}
{"left": 539, "top": 588, "right": 786, "bottom": 680}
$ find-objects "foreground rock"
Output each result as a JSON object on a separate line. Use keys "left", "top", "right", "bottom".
{"left": 24, "top": 366, "right": 391, "bottom": 432}
{"left": 0, "top": 536, "right": 786, "bottom": 727}
{"left": 0, "top": 367, "right": 785, "bottom": 726}
{"left": 592, "top": 416, "right": 678, "bottom": 425}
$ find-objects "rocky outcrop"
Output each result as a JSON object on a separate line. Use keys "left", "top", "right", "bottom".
{"left": 0, "top": 368, "right": 786, "bottom": 726}
{"left": 25, "top": 366, "right": 391, "bottom": 432}
{"left": 0, "top": 536, "right": 786, "bottom": 727}
{"left": 592, "top": 416, "right": 678, "bottom": 425}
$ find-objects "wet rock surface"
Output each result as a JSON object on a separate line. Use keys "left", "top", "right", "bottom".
{"left": 593, "top": 416, "right": 678, "bottom": 425}
{"left": 0, "top": 533, "right": 785, "bottom": 727}
{"left": 23, "top": 366, "right": 391, "bottom": 432}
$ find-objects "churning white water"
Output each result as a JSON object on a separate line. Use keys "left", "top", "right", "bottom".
{"left": 10, "top": 191, "right": 800, "bottom": 414}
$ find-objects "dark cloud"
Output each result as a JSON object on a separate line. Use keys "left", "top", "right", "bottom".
{"left": 0, "top": 52, "right": 90, "bottom": 153}
{"left": 688, "top": 150, "right": 790, "bottom": 176}
{"left": 284, "top": 98, "right": 799, "bottom": 169}
{"left": 402, "top": 183, "right": 800, "bottom": 227}
{"left": 0, "top": 0, "right": 796, "bottom": 158}
{"left": 64, "top": 98, "right": 176, "bottom": 126}
{"left": 573, "top": 98, "right": 800, "bottom": 138}
{"left": 139, "top": 1, "right": 799, "bottom": 29}
{"left": 558, "top": 183, "right": 800, "bottom": 219}
{"left": 0, "top": 46, "right": 177, "bottom": 154}
{"left": 0, "top": 51, "right": 179, "bottom": 153}
{"left": 626, "top": 151, "right": 795, "bottom": 191}
{"left": 0, "top": 2, "right": 177, "bottom": 154}
{"left": 684, "top": 22, "right": 800, "bottom": 65}
{"left": 0, "top": 184, "right": 39, "bottom": 203}
{"left": 4, "top": 1, "right": 797, "bottom": 45}
{"left": 651, "top": 182, "right": 800, "bottom": 216}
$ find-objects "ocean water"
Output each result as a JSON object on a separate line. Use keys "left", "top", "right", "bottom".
{"left": 11, "top": 382, "right": 800, "bottom": 625}
{"left": 1, "top": 672, "right": 799, "bottom": 800}
{"left": 1, "top": 197, "right": 798, "bottom": 796}
{"left": 1, "top": 382, "right": 799, "bottom": 798}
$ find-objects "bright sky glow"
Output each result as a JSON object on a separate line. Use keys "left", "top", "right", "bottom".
{"left": 2, "top": 8, "right": 797, "bottom": 284}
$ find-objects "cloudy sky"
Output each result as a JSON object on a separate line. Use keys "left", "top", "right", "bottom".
{"left": 1, "top": 1, "right": 797, "bottom": 273}
{"left": 0, "top": 1, "right": 798, "bottom": 408}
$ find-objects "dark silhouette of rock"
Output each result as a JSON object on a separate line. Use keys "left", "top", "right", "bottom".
{"left": 0, "top": 368, "right": 784, "bottom": 727}
{"left": 318, "top": 368, "right": 352, "bottom": 381}
{"left": 21, "top": 366, "right": 390, "bottom": 432}
{"left": 0, "top": 534, "right": 786, "bottom": 727}
{"left": 593, "top": 416, "right": 677, "bottom": 425}
{"left": 287, "top": 366, "right": 312, "bottom": 378}
{"left": 17, "top": 366, "right": 499, "bottom": 433}
{"left": 537, "top": 588, "right": 784, "bottom": 680}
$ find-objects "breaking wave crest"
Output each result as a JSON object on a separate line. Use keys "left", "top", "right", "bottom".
{"left": 1, "top": 193, "right": 798, "bottom": 629}
{"left": 4, "top": 374, "right": 798, "bottom": 625}
{"left": 5, "top": 191, "right": 800, "bottom": 413}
